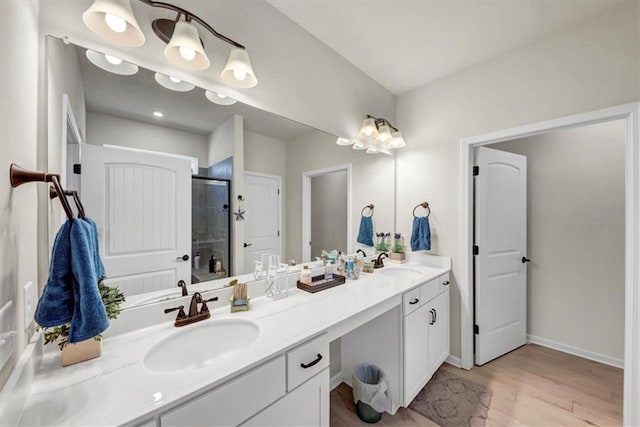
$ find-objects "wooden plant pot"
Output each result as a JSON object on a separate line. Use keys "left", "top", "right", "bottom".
{"left": 389, "top": 252, "right": 406, "bottom": 263}
{"left": 61, "top": 338, "right": 102, "bottom": 367}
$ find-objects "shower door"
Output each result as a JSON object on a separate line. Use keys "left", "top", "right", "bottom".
{"left": 191, "top": 177, "right": 231, "bottom": 283}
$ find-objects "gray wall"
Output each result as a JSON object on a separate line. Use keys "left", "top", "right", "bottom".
{"left": 492, "top": 120, "right": 626, "bottom": 361}
{"left": 311, "top": 170, "right": 348, "bottom": 258}
{"left": 86, "top": 112, "right": 209, "bottom": 166}
{"left": 395, "top": 1, "right": 639, "bottom": 358}
{"left": 0, "top": 0, "right": 40, "bottom": 389}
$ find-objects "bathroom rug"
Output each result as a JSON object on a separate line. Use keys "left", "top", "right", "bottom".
{"left": 408, "top": 369, "right": 493, "bottom": 427}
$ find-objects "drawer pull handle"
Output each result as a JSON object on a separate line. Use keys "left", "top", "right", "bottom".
{"left": 429, "top": 309, "right": 436, "bottom": 325}
{"left": 409, "top": 298, "right": 419, "bottom": 305}
{"left": 300, "top": 354, "right": 323, "bottom": 369}
{"left": 442, "top": 281, "right": 450, "bottom": 286}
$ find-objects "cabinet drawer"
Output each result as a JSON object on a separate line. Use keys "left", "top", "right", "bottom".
{"left": 287, "top": 334, "right": 329, "bottom": 391}
{"left": 161, "top": 356, "right": 286, "bottom": 427}
{"left": 439, "top": 272, "right": 451, "bottom": 292}
{"left": 419, "top": 279, "right": 440, "bottom": 304}
{"left": 403, "top": 287, "right": 421, "bottom": 315}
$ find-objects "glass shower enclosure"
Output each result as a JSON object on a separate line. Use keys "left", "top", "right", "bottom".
{"left": 191, "top": 176, "right": 231, "bottom": 283}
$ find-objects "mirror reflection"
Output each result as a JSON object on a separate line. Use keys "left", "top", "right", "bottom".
{"left": 48, "top": 36, "right": 395, "bottom": 309}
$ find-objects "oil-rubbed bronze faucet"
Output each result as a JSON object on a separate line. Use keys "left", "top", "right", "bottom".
{"left": 165, "top": 292, "right": 219, "bottom": 327}
{"left": 356, "top": 249, "right": 367, "bottom": 257}
{"left": 177, "top": 280, "right": 188, "bottom": 297}
{"left": 374, "top": 252, "right": 388, "bottom": 269}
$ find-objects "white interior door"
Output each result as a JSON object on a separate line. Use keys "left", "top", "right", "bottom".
{"left": 244, "top": 172, "right": 281, "bottom": 274}
{"left": 81, "top": 144, "right": 192, "bottom": 296}
{"left": 475, "top": 146, "right": 527, "bottom": 365}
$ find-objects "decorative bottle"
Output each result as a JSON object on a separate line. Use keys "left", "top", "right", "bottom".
{"left": 300, "top": 265, "right": 312, "bottom": 284}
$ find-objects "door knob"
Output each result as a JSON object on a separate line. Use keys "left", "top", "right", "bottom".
{"left": 176, "top": 254, "right": 189, "bottom": 261}
{"left": 244, "top": 243, "right": 252, "bottom": 248}
{"left": 521, "top": 256, "right": 531, "bottom": 263}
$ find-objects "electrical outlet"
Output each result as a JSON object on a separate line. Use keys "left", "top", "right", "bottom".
{"left": 23, "top": 281, "right": 34, "bottom": 327}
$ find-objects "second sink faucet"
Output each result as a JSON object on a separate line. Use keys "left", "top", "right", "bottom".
{"left": 177, "top": 280, "right": 188, "bottom": 296}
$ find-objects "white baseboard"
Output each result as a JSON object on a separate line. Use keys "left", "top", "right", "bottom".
{"left": 526, "top": 334, "right": 623, "bottom": 369}
{"left": 330, "top": 372, "right": 344, "bottom": 391}
{"left": 445, "top": 354, "right": 462, "bottom": 368}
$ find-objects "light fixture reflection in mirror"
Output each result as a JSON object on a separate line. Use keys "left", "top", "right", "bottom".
{"left": 352, "top": 141, "right": 368, "bottom": 150}
{"left": 336, "top": 137, "right": 354, "bottom": 146}
{"left": 205, "top": 90, "right": 238, "bottom": 106}
{"left": 154, "top": 72, "right": 195, "bottom": 92}
{"left": 86, "top": 49, "right": 139, "bottom": 75}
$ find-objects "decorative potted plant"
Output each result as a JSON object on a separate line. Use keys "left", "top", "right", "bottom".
{"left": 375, "top": 232, "right": 390, "bottom": 254}
{"left": 43, "top": 282, "right": 125, "bottom": 366}
{"left": 390, "top": 233, "right": 406, "bottom": 263}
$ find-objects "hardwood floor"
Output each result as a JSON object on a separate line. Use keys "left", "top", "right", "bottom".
{"left": 330, "top": 344, "right": 623, "bottom": 426}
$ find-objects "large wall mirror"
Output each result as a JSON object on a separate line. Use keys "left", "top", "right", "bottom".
{"left": 46, "top": 36, "right": 395, "bottom": 309}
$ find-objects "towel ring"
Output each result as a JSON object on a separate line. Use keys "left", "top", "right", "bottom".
{"left": 361, "top": 204, "right": 374, "bottom": 217}
{"left": 413, "top": 202, "right": 430, "bottom": 218}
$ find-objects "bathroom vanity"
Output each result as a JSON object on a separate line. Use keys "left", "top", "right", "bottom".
{"left": 2, "top": 254, "right": 450, "bottom": 426}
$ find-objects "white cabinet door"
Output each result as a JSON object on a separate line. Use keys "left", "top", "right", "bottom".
{"left": 245, "top": 369, "right": 329, "bottom": 427}
{"left": 427, "top": 290, "right": 450, "bottom": 375}
{"left": 404, "top": 304, "right": 429, "bottom": 405}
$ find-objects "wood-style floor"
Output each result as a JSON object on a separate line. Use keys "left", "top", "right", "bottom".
{"left": 330, "top": 344, "right": 623, "bottom": 426}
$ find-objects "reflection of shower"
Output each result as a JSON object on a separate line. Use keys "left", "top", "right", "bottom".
{"left": 191, "top": 176, "right": 231, "bottom": 283}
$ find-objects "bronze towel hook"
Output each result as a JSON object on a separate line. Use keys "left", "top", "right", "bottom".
{"left": 361, "top": 204, "right": 374, "bottom": 217}
{"left": 412, "top": 202, "right": 430, "bottom": 218}
{"left": 10, "top": 163, "right": 75, "bottom": 220}
{"left": 49, "top": 187, "right": 86, "bottom": 219}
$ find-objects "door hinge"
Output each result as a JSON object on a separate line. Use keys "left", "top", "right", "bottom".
{"left": 474, "top": 324, "right": 479, "bottom": 335}
{"left": 277, "top": 188, "right": 280, "bottom": 195}
{"left": 73, "top": 164, "right": 81, "bottom": 174}
{"left": 472, "top": 166, "right": 479, "bottom": 176}
{"left": 473, "top": 245, "right": 479, "bottom": 255}
{"left": 277, "top": 230, "right": 280, "bottom": 237}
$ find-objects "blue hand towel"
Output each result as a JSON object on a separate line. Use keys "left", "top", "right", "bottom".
{"left": 67, "top": 219, "right": 109, "bottom": 343}
{"left": 410, "top": 216, "right": 431, "bottom": 251}
{"left": 81, "top": 217, "right": 106, "bottom": 281}
{"left": 357, "top": 216, "right": 374, "bottom": 247}
{"left": 35, "top": 221, "right": 74, "bottom": 327}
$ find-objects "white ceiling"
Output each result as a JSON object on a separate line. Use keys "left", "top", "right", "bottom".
{"left": 77, "top": 46, "right": 315, "bottom": 141}
{"left": 268, "top": 0, "right": 625, "bottom": 95}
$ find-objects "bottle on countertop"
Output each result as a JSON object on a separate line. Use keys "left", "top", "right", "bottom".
{"left": 324, "top": 262, "right": 333, "bottom": 280}
{"left": 194, "top": 251, "right": 200, "bottom": 270}
{"left": 300, "top": 265, "right": 312, "bottom": 284}
{"left": 209, "top": 254, "right": 216, "bottom": 273}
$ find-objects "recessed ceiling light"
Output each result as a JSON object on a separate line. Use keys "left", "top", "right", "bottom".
{"left": 85, "top": 49, "right": 138, "bottom": 75}
{"left": 154, "top": 72, "right": 195, "bottom": 92}
{"left": 153, "top": 110, "right": 164, "bottom": 118}
{"left": 205, "top": 90, "right": 237, "bottom": 106}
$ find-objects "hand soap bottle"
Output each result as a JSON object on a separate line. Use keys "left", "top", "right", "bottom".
{"left": 300, "top": 265, "right": 312, "bottom": 284}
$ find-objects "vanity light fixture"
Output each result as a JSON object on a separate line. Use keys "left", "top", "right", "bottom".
{"left": 154, "top": 72, "right": 195, "bottom": 92}
{"left": 355, "top": 115, "right": 407, "bottom": 150}
{"left": 205, "top": 90, "right": 238, "bottom": 106}
{"left": 82, "top": 0, "right": 146, "bottom": 47}
{"left": 82, "top": 0, "right": 258, "bottom": 88}
{"left": 86, "top": 49, "right": 139, "bottom": 75}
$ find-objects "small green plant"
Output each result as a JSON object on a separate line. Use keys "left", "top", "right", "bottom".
{"left": 43, "top": 282, "right": 125, "bottom": 349}
{"left": 392, "top": 233, "right": 405, "bottom": 253}
{"left": 375, "top": 232, "right": 390, "bottom": 252}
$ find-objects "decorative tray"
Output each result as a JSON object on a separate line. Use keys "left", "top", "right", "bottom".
{"left": 297, "top": 274, "right": 346, "bottom": 293}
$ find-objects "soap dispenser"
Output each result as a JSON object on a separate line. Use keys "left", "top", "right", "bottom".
{"left": 300, "top": 265, "right": 312, "bottom": 284}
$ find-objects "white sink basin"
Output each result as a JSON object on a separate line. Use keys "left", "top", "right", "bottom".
{"left": 144, "top": 319, "right": 260, "bottom": 372}
{"left": 375, "top": 267, "right": 424, "bottom": 280}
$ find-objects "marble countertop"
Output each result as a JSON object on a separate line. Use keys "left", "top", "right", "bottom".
{"left": 4, "top": 255, "right": 450, "bottom": 426}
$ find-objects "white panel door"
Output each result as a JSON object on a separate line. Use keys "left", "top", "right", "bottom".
{"left": 475, "top": 147, "right": 527, "bottom": 365}
{"left": 244, "top": 173, "right": 280, "bottom": 274}
{"left": 81, "top": 144, "right": 191, "bottom": 296}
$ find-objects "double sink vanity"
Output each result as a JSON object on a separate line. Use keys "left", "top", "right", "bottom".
{"left": 3, "top": 254, "right": 450, "bottom": 426}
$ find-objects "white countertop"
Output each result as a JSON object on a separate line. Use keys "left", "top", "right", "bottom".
{"left": 2, "top": 255, "right": 450, "bottom": 426}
